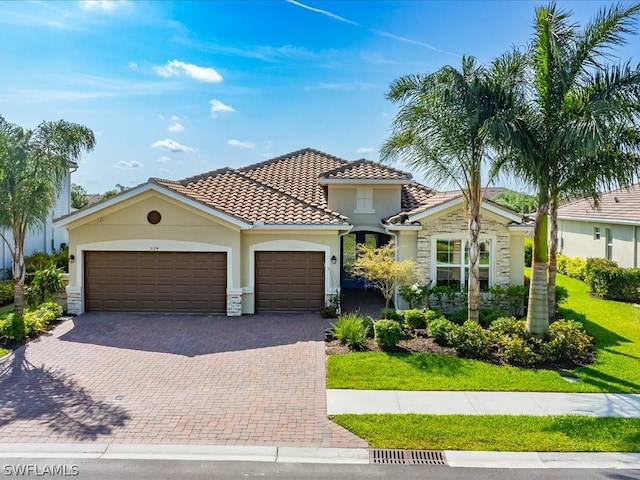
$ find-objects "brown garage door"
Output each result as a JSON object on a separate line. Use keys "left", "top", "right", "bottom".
{"left": 84, "top": 251, "right": 227, "bottom": 313}
{"left": 255, "top": 251, "right": 325, "bottom": 311}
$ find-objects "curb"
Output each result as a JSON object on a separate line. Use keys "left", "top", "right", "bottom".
{"left": 0, "top": 444, "right": 638, "bottom": 468}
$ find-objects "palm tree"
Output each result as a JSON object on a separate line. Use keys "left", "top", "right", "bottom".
{"left": 381, "top": 54, "right": 526, "bottom": 322}
{"left": 497, "top": 2, "right": 640, "bottom": 335}
{"left": 0, "top": 116, "right": 95, "bottom": 315}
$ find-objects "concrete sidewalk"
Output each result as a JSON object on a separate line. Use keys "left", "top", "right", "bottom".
{"left": 327, "top": 390, "right": 640, "bottom": 417}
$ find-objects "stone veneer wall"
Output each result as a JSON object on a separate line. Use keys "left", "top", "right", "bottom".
{"left": 226, "top": 293, "right": 242, "bottom": 316}
{"left": 417, "top": 209, "right": 511, "bottom": 286}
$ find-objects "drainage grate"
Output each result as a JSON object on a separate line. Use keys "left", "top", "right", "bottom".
{"left": 408, "top": 450, "right": 447, "bottom": 465}
{"left": 371, "top": 449, "right": 447, "bottom": 466}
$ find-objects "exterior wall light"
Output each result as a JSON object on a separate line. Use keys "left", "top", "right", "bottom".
{"left": 331, "top": 255, "right": 337, "bottom": 264}
{"left": 69, "top": 254, "right": 75, "bottom": 263}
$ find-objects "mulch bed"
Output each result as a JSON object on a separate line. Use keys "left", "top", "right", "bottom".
{"left": 325, "top": 334, "right": 457, "bottom": 356}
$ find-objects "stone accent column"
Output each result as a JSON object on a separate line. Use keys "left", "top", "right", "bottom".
{"left": 226, "top": 289, "right": 243, "bottom": 316}
{"left": 65, "top": 286, "right": 82, "bottom": 315}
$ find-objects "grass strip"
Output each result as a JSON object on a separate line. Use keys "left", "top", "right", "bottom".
{"left": 332, "top": 414, "right": 640, "bottom": 452}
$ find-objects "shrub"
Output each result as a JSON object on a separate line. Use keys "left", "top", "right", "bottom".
{"left": 542, "top": 320, "right": 594, "bottom": 363}
{"left": 331, "top": 313, "right": 369, "bottom": 349}
{"left": 374, "top": 319, "right": 404, "bottom": 348}
{"left": 557, "top": 255, "right": 587, "bottom": 281}
{"left": 25, "top": 263, "right": 65, "bottom": 308}
{"left": 446, "top": 308, "right": 468, "bottom": 325}
{"left": 403, "top": 309, "right": 426, "bottom": 330}
{"left": 399, "top": 284, "right": 430, "bottom": 309}
{"left": 584, "top": 258, "right": 640, "bottom": 302}
{"left": 478, "top": 307, "right": 509, "bottom": 328}
{"left": 0, "top": 280, "right": 14, "bottom": 306}
{"left": 427, "top": 316, "right": 456, "bottom": 345}
{"left": 320, "top": 294, "right": 340, "bottom": 318}
{"left": 524, "top": 237, "right": 532, "bottom": 267}
{"left": 361, "top": 316, "right": 375, "bottom": 338}
{"left": 555, "top": 285, "right": 569, "bottom": 305}
{"left": 380, "top": 308, "right": 402, "bottom": 321}
{"left": 499, "top": 335, "right": 542, "bottom": 367}
{"left": 490, "top": 317, "right": 527, "bottom": 337}
{"left": 23, "top": 302, "right": 63, "bottom": 336}
{"left": 0, "top": 314, "right": 26, "bottom": 342}
{"left": 446, "top": 320, "right": 496, "bottom": 359}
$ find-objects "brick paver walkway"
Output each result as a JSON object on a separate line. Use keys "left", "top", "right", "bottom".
{"left": 0, "top": 313, "right": 365, "bottom": 448}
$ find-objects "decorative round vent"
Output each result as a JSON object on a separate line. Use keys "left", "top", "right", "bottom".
{"left": 147, "top": 210, "right": 161, "bottom": 225}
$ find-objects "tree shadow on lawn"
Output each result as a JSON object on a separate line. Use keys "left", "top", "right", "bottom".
{"left": 0, "top": 347, "right": 130, "bottom": 440}
{"left": 544, "top": 416, "right": 640, "bottom": 452}
{"left": 558, "top": 307, "right": 632, "bottom": 350}
{"left": 390, "top": 352, "right": 468, "bottom": 376}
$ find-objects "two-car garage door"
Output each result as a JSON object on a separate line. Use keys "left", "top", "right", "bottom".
{"left": 84, "top": 250, "right": 326, "bottom": 313}
{"left": 84, "top": 251, "right": 227, "bottom": 313}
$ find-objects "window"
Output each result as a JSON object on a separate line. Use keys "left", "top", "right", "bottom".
{"left": 594, "top": 227, "right": 601, "bottom": 240}
{"left": 606, "top": 228, "right": 613, "bottom": 260}
{"left": 355, "top": 188, "right": 374, "bottom": 213}
{"left": 434, "top": 238, "right": 491, "bottom": 289}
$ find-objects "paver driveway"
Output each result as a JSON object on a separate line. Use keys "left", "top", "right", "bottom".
{"left": 0, "top": 313, "right": 366, "bottom": 448}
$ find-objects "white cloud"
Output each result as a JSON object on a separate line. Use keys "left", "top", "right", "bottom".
{"left": 227, "top": 139, "right": 255, "bottom": 149}
{"left": 81, "top": 0, "right": 127, "bottom": 12}
{"left": 168, "top": 122, "right": 184, "bottom": 132}
{"left": 357, "top": 147, "right": 375, "bottom": 155}
{"left": 128, "top": 62, "right": 137, "bottom": 70}
{"left": 170, "top": 115, "right": 180, "bottom": 121}
{"left": 156, "top": 156, "right": 171, "bottom": 163}
{"left": 151, "top": 139, "right": 196, "bottom": 153}
{"left": 114, "top": 160, "right": 143, "bottom": 169}
{"left": 154, "top": 60, "right": 222, "bottom": 83}
{"left": 210, "top": 99, "right": 235, "bottom": 117}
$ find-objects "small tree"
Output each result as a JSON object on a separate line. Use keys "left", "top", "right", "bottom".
{"left": 71, "top": 183, "right": 89, "bottom": 209}
{"left": 350, "top": 241, "right": 422, "bottom": 309}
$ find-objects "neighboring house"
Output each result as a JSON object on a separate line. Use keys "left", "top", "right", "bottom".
{"left": 558, "top": 183, "right": 640, "bottom": 268}
{"left": 1, "top": 165, "right": 74, "bottom": 278}
{"left": 54, "top": 148, "right": 529, "bottom": 316}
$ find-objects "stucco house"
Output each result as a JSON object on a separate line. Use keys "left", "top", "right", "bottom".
{"left": 558, "top": 183, "right": 640, "bottom": 268}
{"left": 1, "top": 163, "right": 74, "bottom": 278}
{"left": 54, "top": 148, "right": 529, "bottom": 316}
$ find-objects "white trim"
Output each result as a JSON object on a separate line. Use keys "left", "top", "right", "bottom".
{"left": 410, "top": 197, "right": 523, "bottom": 224}
{"left": 558, "top": 215, "right": 640, "bottom": 227}
{"left": 318, "top": 178, "right": 411, "bottom": 185}
{"left": 247, "top": 239, "right": 335, "bottom": 300}
{"left": 55, "top": 183, "right": 251, "bottom": 230}
{"left": 351, "top": 225, "right": 390, "bottom": 235}
{"left": 384, "top": 224, "right": 422, "bottom": 231}
{"left": 430, "top": 233, "right": 497, "bottom": 288}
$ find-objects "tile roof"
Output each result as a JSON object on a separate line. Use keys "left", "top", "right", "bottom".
{"left": 319, "top": 159, "right": 412, "bottom": 181}
{"left": 239, "top": 148, "right": 347, "bottom": 208}
{"left": 155, "top": 168, "right": 349, "bottom": 225}
{"left": 557, "top": 183, "right": 640, "bottom": 223}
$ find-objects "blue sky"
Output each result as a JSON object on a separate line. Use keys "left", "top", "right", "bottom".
{"left": 1, "top": 1, "right": 638, "bottom": 193}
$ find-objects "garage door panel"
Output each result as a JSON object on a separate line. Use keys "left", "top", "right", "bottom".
{"left": 255, "top": 251, "right": 324, "bottom": 312}
{"left": 85, "top": 251, "right": 226, "bottom": 313}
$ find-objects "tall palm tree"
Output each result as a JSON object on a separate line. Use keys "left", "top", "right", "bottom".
{"left": 497, "top": 2, "right": 640, "bottom": 335}
{"left": 0, "top": 116, "right": 95, "bottom": 315}
{"left": 381, "top": 54, "right": 526, "bottom": 322}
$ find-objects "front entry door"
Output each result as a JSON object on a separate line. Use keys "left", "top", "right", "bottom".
{"left": 341, "top": 232, "right": 390, "bottom": 289}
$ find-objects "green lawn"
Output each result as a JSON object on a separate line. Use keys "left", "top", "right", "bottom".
{"left": 332, "top": 414, "right": 640, "bottom": 452}
{"left": 327, "top": 274, "right": 640, "bottom": 393}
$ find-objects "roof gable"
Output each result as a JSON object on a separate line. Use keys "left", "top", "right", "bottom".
{"left": 318, "top": 159, "right": 413, "bottom": 184}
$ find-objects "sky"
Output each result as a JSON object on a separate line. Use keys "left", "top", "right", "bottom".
{"left": 1, "top": 0, "right": 639, "bottom": 194}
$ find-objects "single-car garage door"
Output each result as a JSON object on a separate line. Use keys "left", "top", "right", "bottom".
{"left": 84, "top": 251, "right": 227, "bottom": 313}
{"left": 255, "top": 251, "right": 325, "bottom": 311}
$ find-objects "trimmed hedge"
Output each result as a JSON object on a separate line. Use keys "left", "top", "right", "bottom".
{"left": 585, "top": 258, "right": 640, "bottom": 303}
